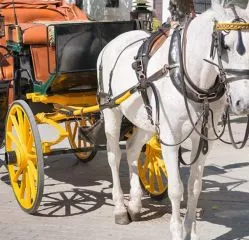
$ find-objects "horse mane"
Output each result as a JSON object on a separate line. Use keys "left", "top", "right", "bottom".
{"left": 207, "top": 3, "right": 249, "bottom": 22}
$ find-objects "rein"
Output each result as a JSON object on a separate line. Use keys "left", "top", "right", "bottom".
{"left": 159, "top": 17, "right": 249, "bottom": 165}
{"left": 178, "top": 18, "right": 249, "bottom": 165}
{"left": 98, "top": 15, "right": 249, "bottom": 166}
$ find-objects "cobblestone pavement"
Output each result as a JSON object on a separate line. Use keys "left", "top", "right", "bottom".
{"left": 0, "top": 120, "right": 249, "bottom": 240}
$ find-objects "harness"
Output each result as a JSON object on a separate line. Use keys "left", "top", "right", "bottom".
{"left": 98, "top": 13, "right": 249, "bottom": 166}
{"left": 132, "top": 23, "right": 171, "bottom": 124}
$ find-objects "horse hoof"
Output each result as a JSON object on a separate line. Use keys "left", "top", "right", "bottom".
{"left": 115, "top": 212, "right": 130, "bottom": 225}
{"left": 128, "top": 211, "right": 140, "bottom": 221}
{"left": 196, "top": 208, "right": 204, "bottom": 219}
{"left": 191, "top": 234, "right": 200, "bottom": 240}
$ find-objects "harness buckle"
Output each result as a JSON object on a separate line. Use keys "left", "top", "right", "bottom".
{"left": 198, "top": 92, "right": 217, "bottom": 100}
{"left": 134, "top": 57, "right": 147, "bottom": 81}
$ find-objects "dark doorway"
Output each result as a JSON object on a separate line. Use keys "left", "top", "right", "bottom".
{"left": 106, "top": 0, "right": 119, "bottom": 7}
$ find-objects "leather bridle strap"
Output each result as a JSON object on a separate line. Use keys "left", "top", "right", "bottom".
{"left": 224, "top": 69, "right": 249, "bottom": 83}
{"left": 181, "top": 18, "right": 226, "bottom": 101}
{"left": 227, "top": 108, "right": 249, "bottom": 149}
{"left": 212, "top": 18, "right": 249, "bottom": 85}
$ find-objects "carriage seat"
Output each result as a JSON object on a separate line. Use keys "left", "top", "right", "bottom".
{"left": 0, "top": 0, "right": 87, "bottom": 23}
{"left": 0, "top": 0, "right": 88, "bottom": 83}
{"left": 12, "top": 20, "right": 88, "bottom": 45}
{"left": 19, "top": 21, "right": 91, "bottom": 85}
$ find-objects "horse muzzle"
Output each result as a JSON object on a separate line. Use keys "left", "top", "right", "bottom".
{"left": 230, "top": 97, "right": 249, "bottom": 115}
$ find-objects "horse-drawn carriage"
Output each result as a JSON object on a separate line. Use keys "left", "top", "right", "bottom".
{"left": 2, "top": 0, "right": 249, "bottom": 239}
{"left": 0, "top": 0, "right": 168, "bottom": 213}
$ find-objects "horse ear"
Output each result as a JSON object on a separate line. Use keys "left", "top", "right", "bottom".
{"left": 247, "top": 1, "right": 249, "bottom": 11}
{"left": 211, "top": 0, "right": 226, "bottom": 15}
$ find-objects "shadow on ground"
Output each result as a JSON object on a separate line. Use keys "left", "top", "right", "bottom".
{"left": 38, "top": 151, "right": 171, "bottom": 220}
{"left": 1, "top": 150, "right": 249, "bottom": 239}
{"left": 181, "top": 162, "right": 249, "bottom": 240}
{"left": 199, "top": 179, "right": 249, "bottom": 240}
{"left": 36, "top": 188, "right": 112, "bottom": 217}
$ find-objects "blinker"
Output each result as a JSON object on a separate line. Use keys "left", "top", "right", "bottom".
{"left": 236, "top": 31, "right": 246, "bottom": 55}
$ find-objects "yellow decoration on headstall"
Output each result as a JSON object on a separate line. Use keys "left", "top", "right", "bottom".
{"left": 215, "top": 22, "right": 249, "bottom": 31}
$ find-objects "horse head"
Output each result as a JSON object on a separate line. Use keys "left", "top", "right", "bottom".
{"left": 211, "top": 1, "right": 249, "bottom": 115}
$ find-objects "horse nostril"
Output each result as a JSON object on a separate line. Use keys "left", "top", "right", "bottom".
{"left": 236, "top": 100, "right": 241, "bottom": 108}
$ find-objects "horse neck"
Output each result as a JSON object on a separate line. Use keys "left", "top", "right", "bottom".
{"left": 184, "top": 13, "right": 219, "bottom": 90}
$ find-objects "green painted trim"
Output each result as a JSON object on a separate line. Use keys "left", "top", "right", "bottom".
{"left": 33, "top": 74, "right": 56, "bottom": 94}
{"left": 6, "top": 41, "right": 23, "bottom": 53}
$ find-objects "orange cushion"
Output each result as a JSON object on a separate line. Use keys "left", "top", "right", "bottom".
{"left": 30, "top": 45, "right": 56, "bottom": 82}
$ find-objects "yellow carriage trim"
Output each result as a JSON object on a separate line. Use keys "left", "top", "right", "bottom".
{"left": 35, "top": 113, "right": 69, "bottom": 154}
{"left": 72, "top": 91, "right": 133, "bottom": 115}
{"left": 26, "top": 92, "right": 97, "bottom": 106}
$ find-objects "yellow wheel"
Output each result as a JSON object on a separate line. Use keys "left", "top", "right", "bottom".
{"left": 65, "top": 119, "right": 97, "bottom": 162}
{"left": 138, "top": 136, "right": 168, "bottom": 199}
{"left": 5, "top": 100, "right": 44, "bottom": 214}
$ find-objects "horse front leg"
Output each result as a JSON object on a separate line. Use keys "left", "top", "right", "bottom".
{"left": 126, "top": 128, "right": 153, "bottom": 221}
{"left": 184, "top": 105, "right": 224, "bottom": 239}
{"left": 161, "top": 136, "right": 184, "bottom": 240}
{"left": 183, "top": 135, "right": 214, "bottom": 240}
{"left": 104, "top": 108, "right": 129, "bottom": 224}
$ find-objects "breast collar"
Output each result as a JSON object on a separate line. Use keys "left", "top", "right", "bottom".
{"left": 168, "top": 19, "right": 226, "bottom": 103}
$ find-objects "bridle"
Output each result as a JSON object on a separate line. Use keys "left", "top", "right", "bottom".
{"left": 174, "top": 18, "right": 249, "bottom": 165}
{"left": 210, "top": 21, "right": 249, "bottom": 86}
{"left": 99, "top": 12, "right": 249, "bottom": 166}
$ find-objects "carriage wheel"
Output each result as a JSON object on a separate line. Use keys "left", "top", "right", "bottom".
{"left": 5, "top": 100, "right": 44, "bottom": 214}
{"left": 138, "top": 136, "right": 168, "bottom": 199}
{"left": 65, "top": 119, "right": 97, "bottom": 162}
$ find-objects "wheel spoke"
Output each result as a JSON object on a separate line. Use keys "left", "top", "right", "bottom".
{"left": 25, "top": 170, "right": 31, "bottom": 205}
{"left": 27, "top": 165, "right": 37, "bottom": 201}
{"left": 20, "top": 170, "right": 26, "bottom": 199}
{"left": 27, "top": 153, "right": 37, "bottom": 162}
{"left": 10, "top": 115, "right": 23, "bottom": 143}
{"left": 13, "top": 167, "right": 23, "bottom": 182}
{"left": 155, "top": 159, "right": 164, "bottom": 191}
{"left": 27, "top": 133, "right": 34, "bottom": 152}
{"left": 78, "top": 138, "right": 82, "bottom": 148}
{"left": 23, "top": 115, "right": 30, "bottom": 145}
{"left": 72, "top": 122, "right": 78, "bottom": 141}
{"left": 149, "top": 162, "right": 155, "bottom": 192}
{"left": 66, "top": 119, "right": 96, "bottom": 161}
{"left": 142, "top": 153, "right": 150, "bottom": 172}
{"left": 28, "top": 160, "right": 38, "bottom": 182}
{"left": 16, "top": 108, "right": 25, "bottom": 139}
{"left": 6, "top": 132, "right": 22, "bottom": 149}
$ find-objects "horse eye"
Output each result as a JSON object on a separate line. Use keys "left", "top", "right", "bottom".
{"left": 220, "top": 33, "right": 230, "bottom": 51}
{"left": 223, "top": 44, "right": 230, "bottom": 50}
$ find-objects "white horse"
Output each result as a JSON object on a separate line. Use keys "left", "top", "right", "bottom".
{"left": 97, "top": 1, "right": 249, "bottom": 239}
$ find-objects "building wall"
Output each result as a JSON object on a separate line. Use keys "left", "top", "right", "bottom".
{"left": 78, "top": 0, "right": 170, "bottom": 22}
{"left": 154, "top": 0, "right": 162, "bottom": 21}
{"left": 162, "top": 0, "right": 170, "bottom": 22}
{"left": 81, "top": 0, "right": 132, "bottom": 21}
{"left": 153, "top": 0, "right": 170, "bottom": 23}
